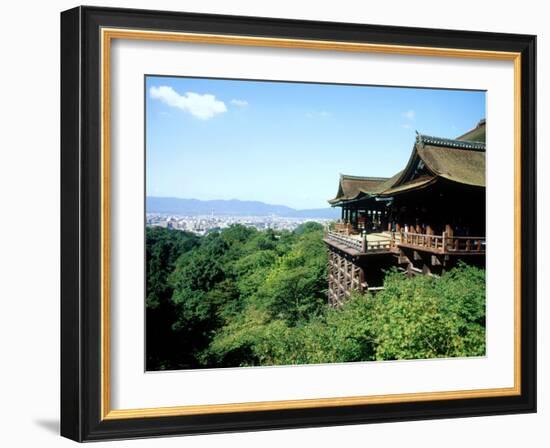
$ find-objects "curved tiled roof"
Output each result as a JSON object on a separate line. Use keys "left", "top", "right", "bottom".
{"left": 411, "top": 132, "right": 485, "bottom": 187}
{"left": 417, "top": 144, "right": 485, "bottom": 187}
{"left": 328, "top": 123, "right": 486, "bottom": 205}
{"left": 379, "top": 176, "right": 437, "bottom": 196}
{"left": 328, "top": 175, "right": 390, "bottom": 204}
{"left": 417, "top": 134, "right": 486, "bottom": 151}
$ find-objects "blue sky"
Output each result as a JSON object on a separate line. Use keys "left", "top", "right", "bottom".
{"left": 146, "top": 76, "right": 485, "bottom": 209}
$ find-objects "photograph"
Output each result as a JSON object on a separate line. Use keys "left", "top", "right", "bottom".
{"left": 56, "top": 5, "right": 537, "bottom": 442}
{"left": 144, "top": 76, "right": 487, "bottom": 371}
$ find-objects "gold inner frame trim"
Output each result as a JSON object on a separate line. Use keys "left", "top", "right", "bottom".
{"left": 100, "top": 27, "right": 522, "bottom": 420}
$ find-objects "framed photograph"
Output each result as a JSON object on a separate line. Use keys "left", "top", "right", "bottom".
{"left": 60, "top": 6, "right": 536, "bottom": 442}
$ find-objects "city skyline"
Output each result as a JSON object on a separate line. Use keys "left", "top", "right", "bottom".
{"left": 146, "top": 76, "right": 486, "bottom": 209}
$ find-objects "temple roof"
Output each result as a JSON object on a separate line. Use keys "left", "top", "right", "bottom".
{"left": 377, "top": 133, "right": 486, "bottom": 196}
{"left": 416, "top": 142, "right": 485, "bottom": 187}
{"left": 328, "top": 175, "right": 390, "bottom": 205}
{"left": 328, "top": 120, "right": 486, "bottom": 205}
{"left": 456, "top": 118, "right": 486, "bottom": 143}
{"left": 416, "top": 134, "right": 485, "bottom": 151}
{"left": 378, "top": 176, "right": 436, "bottom": 196}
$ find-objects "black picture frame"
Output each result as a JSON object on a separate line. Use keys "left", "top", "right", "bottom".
{"left": 61, "top": 5, "right": 536, "bottom": 442}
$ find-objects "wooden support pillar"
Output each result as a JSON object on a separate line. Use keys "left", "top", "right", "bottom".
{"left": 426, "top": 225, "right": 433, "bottom": 247}
{"left": 445, "top": 226, "right": 453, "bottom": 252}
{"left": 326, "top": 248, "right": 365, "bottom": 306}
{"left": 398, "top": 249, "right": 410, "bottom": 265}
{"left": 359, "top": 267, "right": 366, "bottom": 292}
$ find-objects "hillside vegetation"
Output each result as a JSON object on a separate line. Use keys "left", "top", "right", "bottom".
{"left": 146, "top": 224, "right": 486, "bottom": 370}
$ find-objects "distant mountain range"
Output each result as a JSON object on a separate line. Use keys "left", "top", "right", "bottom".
{"left": 146, "top": 197, "right": 340, "bottom": 219}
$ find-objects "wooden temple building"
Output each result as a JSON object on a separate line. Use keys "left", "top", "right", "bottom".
{"left": 324, "top": 119, "right": 486, "bottom": 306}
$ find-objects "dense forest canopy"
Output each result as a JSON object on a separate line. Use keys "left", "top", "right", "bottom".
{"left": 146, "top": 224, "right": 486, "bottom": 371}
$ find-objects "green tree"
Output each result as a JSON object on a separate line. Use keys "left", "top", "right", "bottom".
{"left": 168, "top": 233, "right": 229, "bottom": 366}
{"left": 205, "top": 263, "right": 485, "bottom": 367}
{"left": 146, "top": 226, "right": 199, "bottom": 309}
{"left": 145, "top": 227, "right": 199, "bottom": 370}
{"left": 254, "top": 229, "right": 327, "bottom": 324}
{"left": 370, "top": 263, "right": 486, "bottom": 360}
{"left": 147, "top": 222, "right": 486, "bottom": 370}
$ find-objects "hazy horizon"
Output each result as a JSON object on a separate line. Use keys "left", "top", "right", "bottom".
{"left": 145, "top": 196, "right": 341, "bottom": 220}
{"left": 146, "top": 195, "right": 337, "bottom": 211}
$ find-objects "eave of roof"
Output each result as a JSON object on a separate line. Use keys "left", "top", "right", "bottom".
{"left": 378, "top": 176, "right": 437, "bottom": 197}
{"left": 417, "top": 134, "right": 486, "bottom": 151}
{"left": 328, "top": 174, "right": 390, "bottom": 204}
{"left": 358, "top": 170, "right": 403, "bottom": 196}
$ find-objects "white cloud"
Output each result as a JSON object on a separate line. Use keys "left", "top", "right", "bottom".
{"left": 230, "top": 99, "right": 248, "bottom": 107}
{"left": 402, "top": 123, "right": 412, "bottom": 129}
{"left": 149, "top": 86, "right": 227, "bottom": 120}
{"left": 403, "top": 109, "right": 415, "bottom": 120}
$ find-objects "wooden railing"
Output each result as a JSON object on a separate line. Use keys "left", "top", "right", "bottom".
{"left": 327, "top": 230, "right": 485, "bottom": 254}
{"left": 326, "top": 231, "right": 393, "bottom": 253}
{"left": 326, "top": 230, "right": 364, "bottom": 252}
{"left": 398, "top": 232, "right": 485, "bottom": 253}
{"left": 400, "top": 232, "right": 444, "bottom": 250}
{"left": 445, "top": 235, "right": 486, "bottom": 253}
{"left": 367, "top": 238, "right": 394, "bottom": 251}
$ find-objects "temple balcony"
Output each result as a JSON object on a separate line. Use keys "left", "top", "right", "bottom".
{"left": 323, "top": 230, "right": 396, "bottom": 257}
{"left": 324, "top": 228, "right": 485, "bottom": 257}
{"left": 398, "top": 232, "right": 486, "bottom": 256}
